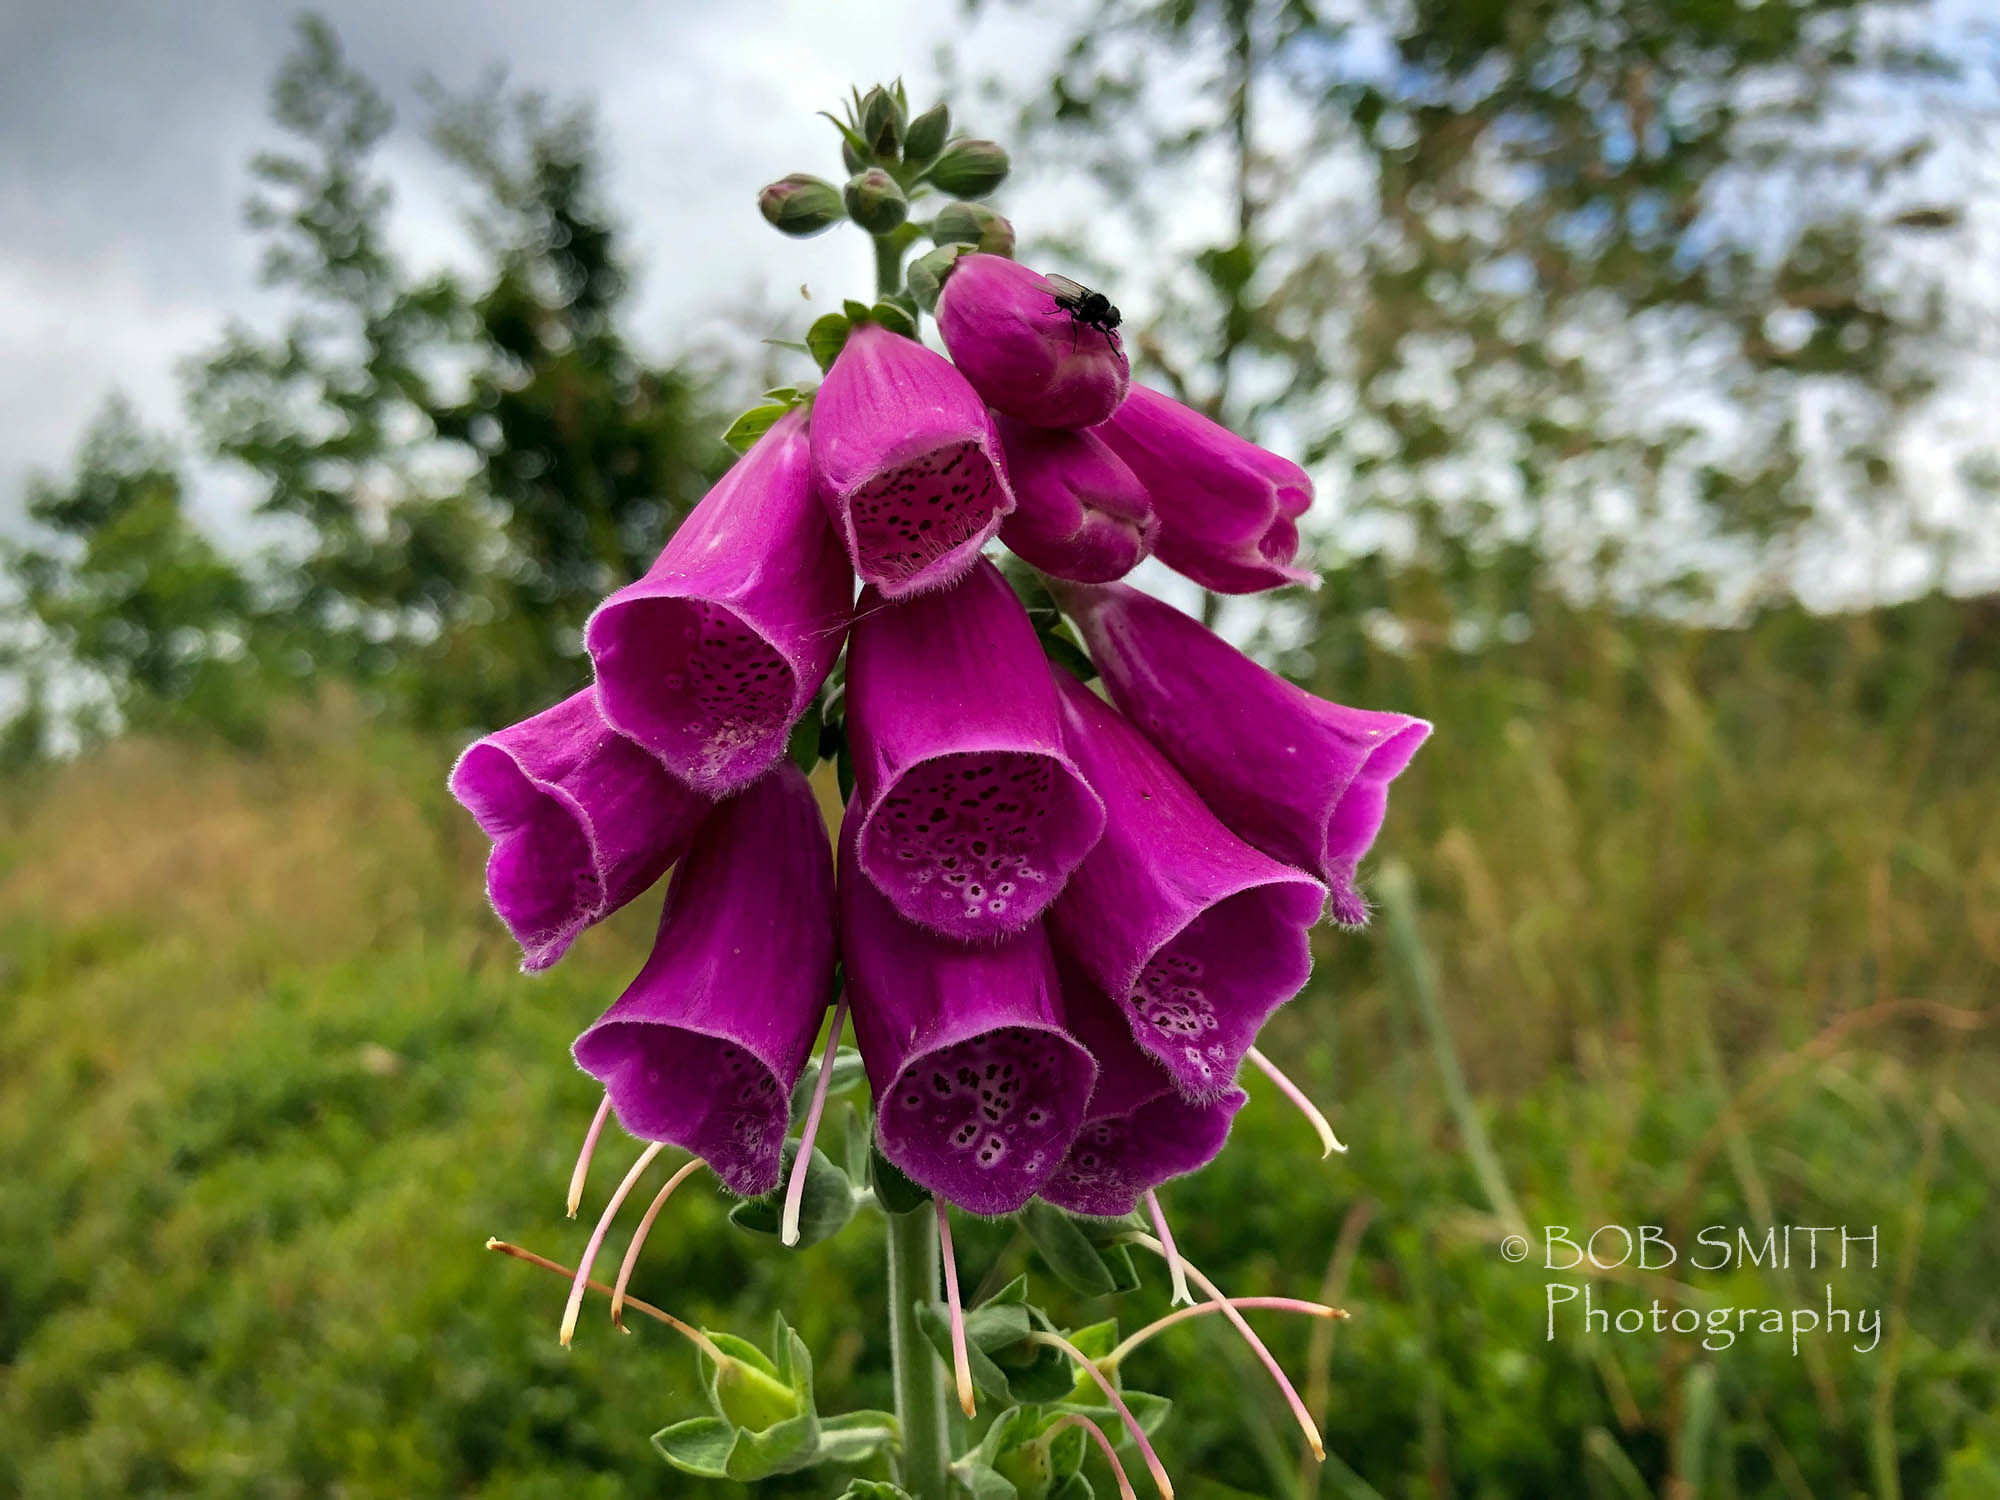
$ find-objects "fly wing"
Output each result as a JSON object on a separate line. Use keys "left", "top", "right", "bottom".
{"left": 1042, "top": 273, "right": 1089, "bottom": 305}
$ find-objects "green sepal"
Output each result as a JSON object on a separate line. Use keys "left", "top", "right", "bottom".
{"left": 904, "top": 102, "right": 950, "bottom": 164}
{"left": 1048, "top": 1476, "right": 1094, "bottom": 1500}
{"left": 788, "top": 1042, "right": 867, "bottom": 1118}
{"left": 1099, "top": 1242, "right": 1141, "bottom": 1294}
{"left": 787, "top": 701, "right": 823, "bottom": 774}
{"left": 907, "top": 243, "right": 970, "bottom": 313}
{"left": 916, "top": 1297, "right": 1029, "bottom": 1400}
{"left": 764, "top": 338, "right": 812, "bottom": 355}
{"left": 808, "top": 312, "right": 853, "bottom": 372}
{"left": 869, "top": 300, "right": 918, "bottom": 339}
{"left": 1057, "top": 1388, "right": 1172, "bottom": 1439}
{"left": 727, "top": 1142, "right": 856, "bottom": 1249}
{"left": 951, "top": 1459, "right": 1021, "bottom": 1500}
{"left": 868, "top": 1143, "right": 931, "bottom": 1215}
{"left": 1038, "top": 625, "right": 1098, "bottom": 687}
{"left": 652, "top": 1416, "right": 736, "bottom": 1478}
{"left": 1020, "top": 1201, "right": 1118, "bottom": 1296}
{"left": 842, "top": 298, "right": 874, "bottom": 322}
{"left": 817, "top": 1409, "right": 900, "bottom": 1468}
{"left": 722, "top": 402, "right": 792, "bottom": 455}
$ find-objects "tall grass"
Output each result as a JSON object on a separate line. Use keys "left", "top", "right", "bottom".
{"left": 2, "top": 596, "right": 1994, "bottom": 1498}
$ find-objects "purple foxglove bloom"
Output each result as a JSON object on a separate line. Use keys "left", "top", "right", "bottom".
{"left": 809, "top": 322, "right": 1014, "bottom": 598}
{"left": 449, "top": 689, "right": 710, "bottom": 973}
{"left": 1059, "top": 581, "right": 1430, "bottom": 926}
{"left": 1092, "top": 384, "right": 1315, "bottom": 594}
{"left": 1048, "top": 670, "right": 1325, "bottom": 1101}
{"left": 840, "top": 809, "right": 1096, "bottom": 1215}
{"left": 993, "top": 414, "right": 1158, "bottom": 584}
{"left": 935, "top": 254, "right": 1131, "bottom": 429}
{"left": 1039, "top": 965, "right": 1246, "bottom": 1218}
{"left": 572, "top": 763, "right": 836, "bottom": 1197}
{"left": 586, "top": 408, "right": 850, "bottom": 797}
{"left": 845, "top": 556, "right": 1106, "bottom": 940}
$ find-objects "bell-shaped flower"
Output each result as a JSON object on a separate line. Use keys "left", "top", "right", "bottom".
{"left": 993, "top": 415, "right": 1157, "bottom": 583}
{"left": 845, "top": 556, "right": 1106, "bottom": 941}
{"left": 1048, "top": 670, "right": 1325, "bottom": 1100}
{"left": 1092, "top": 384, "right": 1315, "bottom": 594}
{"left": 809, "top": 322, "right": 1014, "bottom": 598}
{"left": 449, "top": 688, "right": 711, "bottom": 973}
{"left": 840, "top": 809, "right": 1096, "bottom": 1215}
{"left": 1039, "top": 964, "right": 1246, "bottom": 1218}
{"left": 587, "top": 408, "right": 850, "bottom": 797}
{"left": 1059, "top": 580, "right": 1431, "bottom": 925}
{"left": 572, "top": 763, "right": 837, "bottom": 1197}
{"left": 935, "top": 254, "right": 1130, "bottom": 428}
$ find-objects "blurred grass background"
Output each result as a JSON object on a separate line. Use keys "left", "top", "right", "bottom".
{"left": 4, "top": 589, "right": 1994, "bottom": 1497}
{"left": 6, "top": 3, "right": 2000, "bottom": 1496}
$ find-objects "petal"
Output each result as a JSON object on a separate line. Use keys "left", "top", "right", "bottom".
{"left": 449, "top": 689, "right": 709, "bottom": 971}
{"left": 809, "top": 323, "right": 1015, "bottom": 598}
{"left": 994, "top": 415, "right": 1158, "bottom": 583}
{"left": 846, "top": 557, "right": 1105, "bottom": 941}
{"left": 1048, "top": 670, "right": 1325, "bottom": 1100}
{"left": 587, "top": 407, "right": 850, "bottom": 797}
{"left": 841, "top": 809, "right": 1097, "bottom": 1216}
{"left": 1060, "top": 581, "right": 1430, "bottom": 919}
{"left": 936, "top": 254, "right": 1130, "bottom": 428}
{"left": 572, "top": 764, "right": 836, "bottom": 1196}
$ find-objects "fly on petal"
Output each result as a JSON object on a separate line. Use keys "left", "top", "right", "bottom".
{"left": 935, "top": 254, "right": 1130, "bottom": 429}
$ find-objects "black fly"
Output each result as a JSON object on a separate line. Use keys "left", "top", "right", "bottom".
{"left": 1044, "top": 274, "right": 1122, "bottom": 350}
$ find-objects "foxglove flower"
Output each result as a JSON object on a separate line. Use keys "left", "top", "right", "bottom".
{"left": 572, "top": 763, "right": 836, "bottom": 1197}
{"left": 1059, "top": 580, "right": 1431, "bottom": 925}
{"left": 587, "top": 408, "right": 850, "bottom": 797}
{"left": 1093, "top": 384, "right": 1314, "bottom": 594}
{"left": 809, "top": 322, "right": 1014, "bottom": 598}
{"left": 449, "top": 689, "right": 710, "bottom": 972}
{"left": 840, "top": 809, "right": 1096, "bottom": 1215}
{"left": 845, "top": 557, "right": 1105, "bottom": 940}
{"left": 993, "top": 415, "right": 1157, "bottom": 583}
{"left": 1040, "top": 964, "right": 1246, "bottom": 1218}
{"left": 1048, "top": 671, "right": 1325, "bottom": 1100}
{"left": 935, "top": 254, "right": 1130, "bottom": 428}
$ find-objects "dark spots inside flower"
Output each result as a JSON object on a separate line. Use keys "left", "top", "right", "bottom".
{"left": 615, "top": 596, "right": 795, "bottom": 780}
{"left": 846, "top": 438, "right": 1003, "bottom": 587}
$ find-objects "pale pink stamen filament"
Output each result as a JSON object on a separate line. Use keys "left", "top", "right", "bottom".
{"left": 1046, "top": 1414, "right": 1140, "bottom": 1500}
{"left": 1104, "top": 1297, "right": 1346, "bottom": 1370}
{"left": 1027, "top": 1330, "right": 1175, "bottom": 1499}
{"left": 1126, "top": 1230, "right": 1325, "bottom": 1460}
{"left": 1144, "top": 1189, "right": 1192, "bottom": 1307}
{"left": 782, "top": 993, "right": 849, "bottom": 1246}
{"left": 561, "top": 1141, "right": 663, "bottom": 1346}
{"left": 936, "top": 1197, "right": 977, "bottom": 1417}
{"left": 611, "top": 1156, "right": 708, "bottom": 1328}
{"left": 1245, "top": 1045, "right": 1346, "bottom": 1156}
{"left": 566, "top": 1093, "right": 614, "bottom": 1217}
{"left": 488, "top": 1237, "right": 729, "bottom": 1364}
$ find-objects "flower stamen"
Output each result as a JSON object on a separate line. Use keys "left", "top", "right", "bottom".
{"left": 1144, "top": 1188, "right": 1192, "bottom": 1307}
{"left": 1046, "top": 1413, "right": 1141, "bottom": 1500}
{"left": 936, "top": 1197, "right": 977, "bottom": 1417}
{"left": 782, "top": 992, "right": 849, "bottom": 1246}
{"left": 1245, "top": 1046, "right": 1346, "bottom": 1157}
{"left": 566, "top": 1093, "right": 614, "bottom": 1218}
{"left": 1104, "top": 1297, "right": 1346, "bottom": 1371}
{"left": 561, "top": 1141, "right": 664, "bottom": 1346}
{"left": 486, "top": 1237, "right": 726, "bottom": 1364}
{"left": 611, "top": 1156, "right": 709, "bottom": 1329}
{"left": 1125, "top": 1230, "right": 1325, "bottom": 1460}
{"left": 1026, "top": 1330, "right": 1174, "bottom": 1499}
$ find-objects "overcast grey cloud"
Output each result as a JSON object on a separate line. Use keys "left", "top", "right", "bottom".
{"left": 0, "top": 0, "right": 1059, "bottom": 530}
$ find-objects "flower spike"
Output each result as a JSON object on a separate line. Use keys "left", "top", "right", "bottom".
{"left": 566, "top": 1093, "right": 613, "bottom": 1219}
{"left": 562, "top": 1142, "right": 664, "bottom": 1347}
{"left": 1026, "top": 1330, "right": 1175, "bottom": 1499}
{"left": 936, "top": 1198, "right": 977, "bottom": 1417}
{"left": 1246, "top": 1046, "right": 1346, "bottom": 1157}
{"left": 781, "top": 992, "right": 850, "bottom": 1247}
{"left": 1126, "top": 1232, "right": 1325, "bottom": 1460}
{"left": 1145, "top": 1189, "right": 1193, "bottom": 1308}
{"left": 612, "top": 1156, "right": 709, "bottom": 1328}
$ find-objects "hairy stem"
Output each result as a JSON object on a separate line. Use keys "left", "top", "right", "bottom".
{"left": 886, "top": 1203, "right": 950, "bottom": 1494}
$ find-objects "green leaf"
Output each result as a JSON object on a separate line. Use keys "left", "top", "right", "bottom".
{"left": 838, "top": 1482, "right": 916, "bottom": 1500}
{"left": 1067, "top": 1318, "right": 1120, "bottom": 1361}
{"left": 652, "top": 1416, "right": 736, "bottom": 1478}
{"left": 1048, "top": 1475, "right": 1095, "bottom": 1500}
{"left": 788, "top": 1043, "right": 867, "bottom": 1118}
{"left": 1099, "top": 1242, "right": 1141, "bottom": 1294}
{"left": 722, "top": 402, "right": 791, "bottom": 454}
{"left": 1021, "top": 1201, "right": 1117, "bottom": 1296}
{"left": 992, "top": 1337, "right": 1075, "bottom": 1402}
{"left": 787, "top": 702, "right": 823, "bottom": 774}
{"left": 869, "top": 1143, "right": 930, "bottom": 1215}
{"left": 763, "top": 385, "right": 803, "bottom": 402}
{"left": 951, "top": 1459, "right": 1020, "bottom": 1500}
{"left": 1038, "top": 625, "right": 1098, "bottom": 686}
{"left": 763, "top": 338, "right": 812, "bottom": 354}
{"left": 807, "top": 313, "right": 853, "bottom": 372}
{"left": 917, "top": 1302, "right": 1017, "bottom": 1400}
{"left": 817, "top": 1409, "right": 900, "bottom": 1467}
{"left": 728, "top": 1142, "right": 856, "bottom": 1248}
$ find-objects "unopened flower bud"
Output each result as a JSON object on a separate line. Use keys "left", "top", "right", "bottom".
{"left": 757, "top": 173, "right": 845, "bottom": 237}
{"left": 932, "top": 201, "right": 1015, "bottom": 257}
{"left": 927, "top": 138, "right": 1010, "bottom": 198}
{"left": 844, "top": 168, "right": 908, "bottom": 233}
{"left": 904, "top": 102, "right": 950, "bottom": 164}
{"left": 841, "top": 135, "right": 867, "bottom": 174}
{"left": 860, "top": 85, "right": 905, "bottom": 158}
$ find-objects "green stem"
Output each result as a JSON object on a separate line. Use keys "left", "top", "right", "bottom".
{"left": 886, "top": 1203, "right": 949, "bottom": 1495}
{"left": 873, "top": 234, "right": 905, "bottom": 299}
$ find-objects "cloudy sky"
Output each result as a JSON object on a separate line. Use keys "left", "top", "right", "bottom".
{"left": 0, "top": 0, "right": 1066, "bottom": 530}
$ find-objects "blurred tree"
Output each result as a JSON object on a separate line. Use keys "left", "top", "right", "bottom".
{"left": 975, "top": 0, "right": 1992, "bottom": 640}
